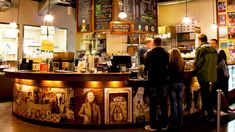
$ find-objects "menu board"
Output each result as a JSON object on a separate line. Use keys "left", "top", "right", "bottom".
{"left": 95, "top": 0, "right": 112, "bottom": 31}
{"left": 110, "top": 21, "right": 133, "bottom": 34}
{"left": 77, "top": 0, "right": 91, "bottom": 32}
{"left": 139, "top": 0, "right": 157, "bottom": 33}
{"left": 130, "top": 0, "right": 157, "bottom": 33}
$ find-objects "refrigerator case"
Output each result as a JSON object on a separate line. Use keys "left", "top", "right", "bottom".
{"left": 228, "top": 65, "right": 235, "bottom": 91}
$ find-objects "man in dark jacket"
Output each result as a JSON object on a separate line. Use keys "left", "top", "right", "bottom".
{"left": 144, "top": 38, "right": 169, "bottom": 131}
{"left": 194, "top": 34, "right": 218, "bottom": 121}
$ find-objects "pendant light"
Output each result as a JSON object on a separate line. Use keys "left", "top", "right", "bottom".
{"left": 211, "top": 0, "right": 217, "bottom": 29}
{"left": 44, "top": 0, "right": 54, "bottom": 24}
{"left": 182, "top": 0, "right": 191, "bottom": 24}
{"left": 118, "top": 0, "right": 127, "bottom": 20}
{"left": 9, "top": 0, "right": 17, "bottom": 28}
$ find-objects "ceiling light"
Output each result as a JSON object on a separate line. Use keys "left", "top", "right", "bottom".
{"left": 118, "top": 11, "right": 127, "bottom": 19}
{"left": 182, "top": 0, "right": 191, "bottom": 24}
{"left": 44, "top": 14, "right": 54, "bottom": 22}
{"left": 211, "top": 23, "right": 218, "bottom": 29}
{"left": 9, "top": 21, "right": 17, "bottom": 28}
{"left": 182, "top": 16, "right": 191, "bottom": 24}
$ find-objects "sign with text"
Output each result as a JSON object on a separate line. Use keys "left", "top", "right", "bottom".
{"left": 110, "top": 21, "right": 133, "bottom": 34}
{"left": 41, "top": 40, "right": 54, "bottom": 51}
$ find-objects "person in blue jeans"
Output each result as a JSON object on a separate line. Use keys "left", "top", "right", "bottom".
{"left": 144, "top": 38, "right": 169, "bottom": 131}
{"left": 168, "top": 48, "right": 185, "bottom": 130}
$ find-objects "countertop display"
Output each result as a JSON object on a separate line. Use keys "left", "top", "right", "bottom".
{"left": 4, "top": 69, "right": 195, "bottom": 128}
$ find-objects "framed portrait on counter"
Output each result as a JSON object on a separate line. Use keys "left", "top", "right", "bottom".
{"left": 218, "top": 0, "right": 226, "bottom": 13}
{"left": 104, "top": 88, "right": 132, "bottom": 124}
{"left": 74, "top": 88, "right": 104, "bottom": 125}
{"left": 219, "top": 14, "right": 226, "bottom": 26}
{"left": 132, "top": 87, "right": 150, "bottom": 123}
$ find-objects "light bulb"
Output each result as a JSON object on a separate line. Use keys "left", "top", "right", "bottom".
{"left": 211, "top": 23, "right": 218, "bottom": 29}
{"left": 118, "top": 12, "right": 127, "bottom": 19}
{"left": 9, "top": 21, "right": 17, "bottom": 28}
{"left": 44, "top": 14, "right": 54, "bottom": 22}
{"left": 182, "top": 16, "right": 192, "bottom": 24}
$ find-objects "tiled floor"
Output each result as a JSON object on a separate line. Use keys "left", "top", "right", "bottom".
{"left": 0, "top": 102, "right": 235, "bottom": 132}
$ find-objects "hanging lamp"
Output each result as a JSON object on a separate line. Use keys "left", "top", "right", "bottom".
{"left": 182, "top": 0, "right": 191, "bottom": 24}
{"left": 211, "top": 0, "right": 217, "bottom": 29}
{"left": 44, "top": 0, "right": 54, "bottom": 24}
{"left": 118, "top": 0, "right": 127, "bottom": 20}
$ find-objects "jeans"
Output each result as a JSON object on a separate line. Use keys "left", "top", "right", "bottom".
{"left": 168, "top": 83, "right": 184, "bottom": 129}
{"left": 198, "top": 80, "right": 214, "bottom": 119}
{"left": 148, "top": 85, "right": 168, "bottom": 129}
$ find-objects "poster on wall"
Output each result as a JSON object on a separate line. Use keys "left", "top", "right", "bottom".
{"left": 13, "top": 84, "right": 74, "bottom": 123}
{"left": 218, "top": 0, "right": 226, "bottom": 13}
{"left": 228, "top": 27, "right": 235, "bottom": 39}
{"left": 228, "top": 12, "right": 235, "bottom": 26}
{"left": 104, "top": 88, "right": 132, "bottom": 124}
{"left": 74, "top": 88, "right": 103, "bottom": 125}
{"left": 77, "top": 0, "right": 92, "bottom": 32}
{"left": 220, "top": 41, "right": 228, "bottom": 50}
{"left": 219, "top": 14, "right": 226, "bottom": 26}
{"left": 132, "top": 87, "right": 150, "bottom": 123}
{"left": 227, "top": 0, "right": 235, "bottom": 11}
{"left": 228, "top": 40, "right": 235, "bottom": 63}
{"left": 219, "top": 27, "right": 228, "bottom": 40}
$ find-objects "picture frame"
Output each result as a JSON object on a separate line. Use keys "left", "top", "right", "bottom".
{"left": 219, "top": 14, "right": 227, "bottom": 26}
{"left": 218, "top": 0, "right": 226, "bottom": 13}
{"left": 74, "top": 88, "right": 104, "bottom": 125}
{"left": 227, "top": 0, "right": 235, "bottom": 11}
{"left": 228, "top": 12, "right": 235, "bottom": 26}
{"left": 104, "top": 87, "right": 132, "bottom": 124}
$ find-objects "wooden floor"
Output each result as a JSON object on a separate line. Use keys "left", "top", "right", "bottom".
{"left": 0, "top": 102, "right": 235, "bottom": 132}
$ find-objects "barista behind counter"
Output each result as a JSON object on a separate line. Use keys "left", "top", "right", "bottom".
{"left": 139, "top": 38, "right": 154, "bottom": 65}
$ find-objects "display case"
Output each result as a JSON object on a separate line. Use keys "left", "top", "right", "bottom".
{"left": 0, "top": 23, "right": 18, "bottom": 61}
{"left": 23, "top": 25, "right": 67, "bottom": 59}
{"left": 228, "top": 65, "right": 235, "bottom": 92}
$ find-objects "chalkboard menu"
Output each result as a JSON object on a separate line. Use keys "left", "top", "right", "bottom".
{"left": 133, "top": 0, "right": 157, "bottom": 33}
{"left": 77, "top": 0, "right": 92, "bottom": 32}
{"left": 110, "top": 21, "right": 133, "bottom": 34}
{"left": 95, "top": 0, "right": 112, "bottom": 31}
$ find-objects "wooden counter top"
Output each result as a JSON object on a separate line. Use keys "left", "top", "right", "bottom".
{"left": 4, "top": 70, "right": 130, "bottom": 82}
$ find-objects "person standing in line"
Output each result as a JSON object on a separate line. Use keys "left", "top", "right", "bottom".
{"left": 168, "top": 48, "right": 185, "bottom": 130}
{"left": 139, "top": 38, "right": 154, "bottom": 65}
{"left": 144, "top": 38, "right": 169, "bottom": 131}
{"left": 210, "top": 39, "right": 229, "bottom": 115}
{"left": 194, "top": 34, "right": 218, "bottom": 121}
{"left": 210, "top": 39, "right": 221, "bottom": 53}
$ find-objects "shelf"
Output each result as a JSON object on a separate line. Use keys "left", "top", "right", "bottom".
{"left": 177, "top": 40, "right": 195, "bottom": 42}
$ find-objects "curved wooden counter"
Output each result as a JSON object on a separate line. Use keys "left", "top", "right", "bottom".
{"left": 5, "top": 70, "right": 195, "bottom": 128}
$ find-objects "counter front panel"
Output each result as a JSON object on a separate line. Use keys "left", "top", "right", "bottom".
{"left": 7, "top": 71, "right": 151, "bottom": 127}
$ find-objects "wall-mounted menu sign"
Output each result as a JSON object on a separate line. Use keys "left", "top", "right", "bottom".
{"left": 110, "top": 21, "right": 133, "bottom": 34}
{"left": 95, "top": 0, "right": 112, "bottom": 31}
{"left": 133, "top": 0, "right": 157, "bottom": 33}
{"left": 77, "top": 0, "right": 92, "bottom": 32}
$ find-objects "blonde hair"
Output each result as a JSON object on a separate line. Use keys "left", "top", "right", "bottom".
{"left": 169, "top": 48, "right": 184, "bottom": 72}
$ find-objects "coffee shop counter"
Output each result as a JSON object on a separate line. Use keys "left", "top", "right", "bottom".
{"left": 0, "top": 72, "right": 13, "bottom": 100}
{"left": 4, "top": 70, "right": 194, "bottom": 128}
